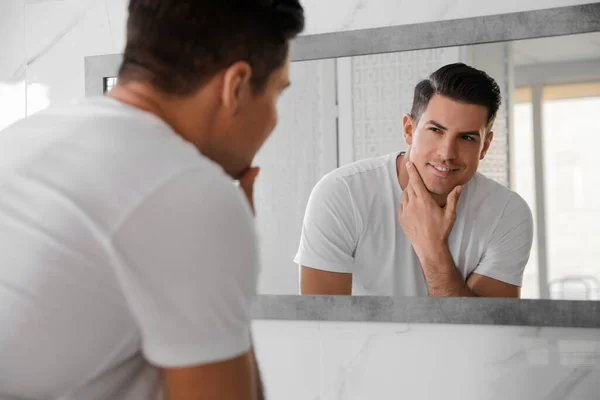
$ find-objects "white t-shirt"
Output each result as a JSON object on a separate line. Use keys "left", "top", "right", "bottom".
{"left": 295, "top": 152, "right": 534, "bottom": 296}
{"left": 0, "top": 97, "right": 259, "bottom": 399}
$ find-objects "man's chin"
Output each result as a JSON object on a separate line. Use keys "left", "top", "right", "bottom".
{"left": 423, "top": 181, "right": 452, "bottom": 198}
{"left": 231, "top": 166, "right": 249, "bottom": 181}
{"left": 423, "top": 174, "right": 465, "bottom": 194}
{"left": 231, "top": 159, "right": 255, "bottom": 180}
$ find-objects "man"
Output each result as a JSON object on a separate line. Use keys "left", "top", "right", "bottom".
{"left": 0, "top": 1, "right": 304, "bottom": 399}
{"left": 296, "top": 63, "right": 534, "bottom": 298}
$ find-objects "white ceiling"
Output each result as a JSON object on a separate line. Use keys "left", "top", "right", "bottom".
{"left": 512, "top": 32, "right": 600, "bottom": 66}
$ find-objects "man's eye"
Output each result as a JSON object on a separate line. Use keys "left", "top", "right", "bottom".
{"left": 429, "top": 127, "right": 441, "bottom": 133}
{"left": 462, "top": 135, "right": 475, "bottom": 141}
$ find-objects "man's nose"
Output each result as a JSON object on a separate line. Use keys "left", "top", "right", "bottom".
{"left": 437, "top": 136, "right": 458, "bottom": 161}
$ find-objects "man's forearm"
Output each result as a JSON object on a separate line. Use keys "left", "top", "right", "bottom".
{"left": 417, "top": 246, "right": 475, "bottom": 297}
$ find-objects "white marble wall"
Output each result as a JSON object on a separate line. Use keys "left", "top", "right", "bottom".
{"left": 24, "top": 0, "right": 128, "bottom": 115}
{"left": 300, "top": 0, "right": 599, "bottom": 35}
{"left": 0, "top": 0, "right": 26, "bottom": 131}
{"left": 253, "top": 319, "right": 600, "bottom": 400}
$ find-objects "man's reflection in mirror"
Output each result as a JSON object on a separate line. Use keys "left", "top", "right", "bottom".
{"left": 296, "top": 63, "right": 533, "bottom": 297}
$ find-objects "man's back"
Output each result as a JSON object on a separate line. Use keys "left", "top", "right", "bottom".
{"left": 0, "top": 97, "right": 258, "bottom": 399}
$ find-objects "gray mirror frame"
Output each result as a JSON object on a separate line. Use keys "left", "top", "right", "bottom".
{"left": 289, "top": 3, "right": 600, "bottom": 61}
{"left": 85, "top": 3, "right": 600, "bottom": 328}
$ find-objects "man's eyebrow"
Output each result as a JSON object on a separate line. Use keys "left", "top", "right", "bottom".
{"left": 425, "top": 120, "right": 480, "bottom": 136}
{"left": 425, "top": 120, "right": 448, "bottom": 130}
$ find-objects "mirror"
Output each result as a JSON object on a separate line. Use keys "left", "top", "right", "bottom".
{"left": 94, "top": 5, "right": 600, "bottom": 302}
{"left": 253, "top": 31, "right": 600, "bottom": 300}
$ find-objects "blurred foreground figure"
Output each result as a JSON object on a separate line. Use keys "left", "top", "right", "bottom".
{"left": 0, "top": 1, "right": 304, "bottom": 399}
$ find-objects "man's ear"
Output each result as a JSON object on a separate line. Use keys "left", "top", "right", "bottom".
{"left": 403, "top": 114, "right": 416, "bottom": 145}
{"left": 221, "top": 61, "right": 252, "bottom": 115}
{"left": 480, "top": 130, "right": 494, "bottom": 160}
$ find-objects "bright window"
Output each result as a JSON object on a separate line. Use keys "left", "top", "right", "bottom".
{"left": 512, "top": 82, "right": 600, "bottom": 300}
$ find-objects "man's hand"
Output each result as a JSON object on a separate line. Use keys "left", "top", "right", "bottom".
{"left": 397, "top": 162, "right": 462, "bottom": 259}
{"left": 238, "top": 167, "right": 260, "bottom": 215}
{"left": 396, "top": 162, "right": 522, "bottom": 298}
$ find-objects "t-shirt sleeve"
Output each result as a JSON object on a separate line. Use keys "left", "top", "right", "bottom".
{"left": 294, "top": 174, "right": 359, "bottom": 274}
{"left": 473, "top": 192, "right": 534, "bottom": 287}
{"left": 111, "top": 167, "right": 258, "bottom": 368}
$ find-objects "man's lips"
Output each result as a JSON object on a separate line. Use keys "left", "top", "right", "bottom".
{"left": 427, "top": 162, "right": 460, "bottom": 177}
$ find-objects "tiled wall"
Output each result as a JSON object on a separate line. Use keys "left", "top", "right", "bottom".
{"left": 252, "top": 319, "right": 600, "bottom": 400}
{"left": 465, "top": 42, "right": 512, "bottom": 187}
{"left": 349, "top": 47, "right": 461, "bottom": 162}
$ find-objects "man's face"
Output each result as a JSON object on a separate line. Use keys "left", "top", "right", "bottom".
{"left": 226, "top": 55, "right": 291, "bottom": 178}
{"left": 403, "top": 94, "right": 493, "bottom": 196}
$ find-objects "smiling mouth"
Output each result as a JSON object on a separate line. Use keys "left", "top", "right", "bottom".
{"left": 429, "top": 163, "right": 460, "bottom": 172}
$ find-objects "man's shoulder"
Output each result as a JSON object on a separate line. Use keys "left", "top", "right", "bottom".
{"left": 465, "top": 173, "right": 532, "bottom": 222}
{"left": 58, "top": 97, "right": 223, "bottom": 183}
{"left": 0, "top": 98, "right": 230, "bottom": 235}
{"left": 317, "top": 153, "right": 396, "bottom": 192}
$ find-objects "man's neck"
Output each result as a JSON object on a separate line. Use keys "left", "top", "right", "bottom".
{"left": 108, "top": 81, "right": 210, "bottom": 152}
{"left": 108, "top": 81, "right": 242, "bottom": 178}
{"left": 108, "top": 83, "right": 172, "bottom": 123}
{"left": 396, "top": 151, "right": 409, "bottom": 191}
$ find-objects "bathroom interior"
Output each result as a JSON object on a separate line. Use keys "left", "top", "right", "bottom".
{"left": 1, "top": 1, "right": 600, "bottom": 399}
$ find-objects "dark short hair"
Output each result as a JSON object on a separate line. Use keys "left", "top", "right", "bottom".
{"left": 118, "top": 0, "right": 305, "bottom": 95}
{"left": 410, "top": 63, "right": 502, "bottom": 130}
